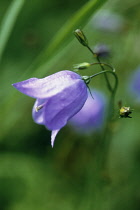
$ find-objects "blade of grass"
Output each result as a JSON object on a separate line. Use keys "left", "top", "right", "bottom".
{"left": 24, "top": 0, "right": 108, "bottom": 78}
{"left": 0, "top": 0, "right": 25, "bottom": 62}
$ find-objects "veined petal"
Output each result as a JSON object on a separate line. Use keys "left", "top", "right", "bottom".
{"left": 44, "top": 79, "right": 88, "bottom": 130}
{"left": 12, "top": 70, "right": 81, "bottom": 99}
{"left": 51, "top": 129, "right": 60, "bottom": 147}
{"left": 32, "top": 99, "right": 47, "bottom": 125}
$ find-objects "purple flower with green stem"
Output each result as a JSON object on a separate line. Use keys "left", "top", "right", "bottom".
{"left": 12, "top": 70, "right": 88, "bottom": 147}
{"left": 12, "top": 63, "right": 117, "bottom": 147}
{"left": 12, "top": 28, "right": 118, "bottom": 148}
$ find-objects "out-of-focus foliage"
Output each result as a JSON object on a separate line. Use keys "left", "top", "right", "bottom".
{"left": 0, "top": 0, "right": 140, "bottom": 209}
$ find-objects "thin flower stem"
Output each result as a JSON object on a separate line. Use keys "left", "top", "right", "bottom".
{"left": 86, "top": 45, "right": 113, "bottom": 92}
{"left": 90, "top": 70, "right": 118, "bottom": 93}
{"left": 97, "top": 56, "right": 113, "bottom": 92}
{"left": 90, "top": 70, "right": 118, "bottom": 113}
{"left": 90, "top": 62, "right": 115, "bottom": 72}
{"left": 86, "top": 45, "right": 96, "bottom": 56}
{"left": 88, "top": 69, "right": 119, "bottom": 172}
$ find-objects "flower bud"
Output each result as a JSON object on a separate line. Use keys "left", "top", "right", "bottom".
{"left": 73, "top": 62, "right": 91, "bottom": 70}
{"left": 74, "top": 29, "right": 88, "bottom": 46}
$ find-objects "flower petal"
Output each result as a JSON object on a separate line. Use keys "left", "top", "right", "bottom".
{"left": 32, "top": 99, "right": 47, "bottom": 125}
{"left": 12, "top": 70, "right": 81, "bottom": 99}
{"left": 43, "top": 79, "right": 88, "bottom": 130}
{"left": 51, "top": 129, "right": 60, "bottom": 147}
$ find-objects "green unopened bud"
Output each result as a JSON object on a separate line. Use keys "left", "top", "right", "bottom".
{"left": 74, "top": 29, "right": 88, "bottom": 46}
{"left": 73, "top": 62, "right": 91, "bottom": 70}
{"left": 82, "top": 75, "right": 91, "bottom": 84}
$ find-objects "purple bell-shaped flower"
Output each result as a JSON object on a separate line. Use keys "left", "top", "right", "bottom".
{"left": 12, "top": 70, "right": 88, "bottom": 147}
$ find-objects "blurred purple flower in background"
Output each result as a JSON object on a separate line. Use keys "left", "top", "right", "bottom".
{"left": 91, "top": 10, "right": 125, "bottom": 33}
{"left": 93, "top": 43, "right": 110, "bottom": 58}
{"left": 129, "top": 67, "right": 140, "bottom": 103}
{"left": 69, "top": 89, "right": 107, "bottom": 134}
{"left": 12, "top": 70, "right": 88, "bottom": 147}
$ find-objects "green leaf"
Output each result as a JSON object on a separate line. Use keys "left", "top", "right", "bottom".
{"left": 0, "top": 0, "right": 25, "bottom": 62}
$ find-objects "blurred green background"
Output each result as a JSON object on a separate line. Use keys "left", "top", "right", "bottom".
{"left": 0, "top": 0, "right": 140, "bottom": 209}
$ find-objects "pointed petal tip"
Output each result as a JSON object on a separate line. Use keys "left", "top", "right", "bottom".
{"left": 51, "top": 142, "right": 54, "bottom": 148}
{"left": 12, "top": 83, "right": 19, "bottom": 88}
{"left": 51, "top": 129, "right": 60, "bottom": 148}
